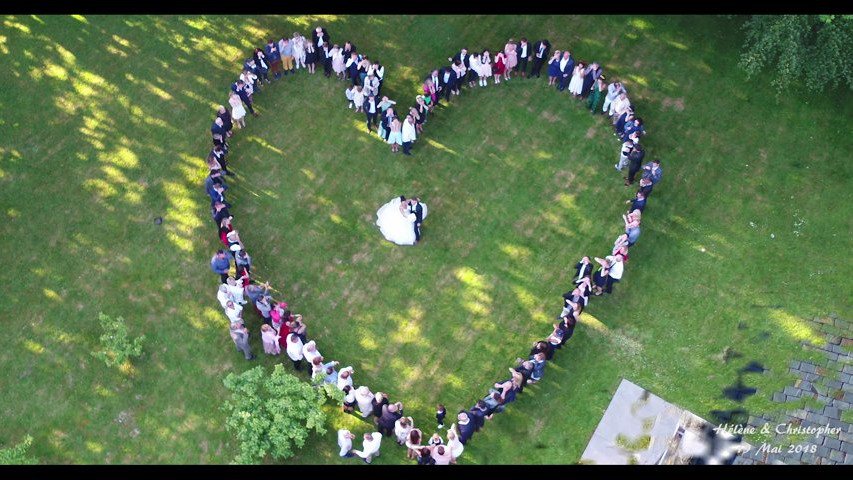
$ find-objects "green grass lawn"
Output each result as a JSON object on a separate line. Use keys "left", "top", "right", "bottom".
{"left": 0, "top": 15, "right": 850, "bottom": 464}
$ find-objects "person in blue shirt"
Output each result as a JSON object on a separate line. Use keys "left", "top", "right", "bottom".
{"left": 642, "top": 159, "right": 663, "bottom": 185}
{"left": 528, "top": 352, "right": 547, "bottom": 384}
{"left": 455, "top": 411, "right": 476, "bottom": 444}
{"left": 210, "top": 249, "right": 233, "bottom": 283}
{"left": 265, "top": 39, "right": 281, "bottom": 79}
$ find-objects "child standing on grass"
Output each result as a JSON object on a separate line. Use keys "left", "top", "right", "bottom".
{"left": 436, "top": 404, "right": 446, "bottom": 429}
{"left": 345, "top": 85, "right": 357, "bottom": 109}
{"left": 353, "top": 86, "right": 365, "bottom": 113}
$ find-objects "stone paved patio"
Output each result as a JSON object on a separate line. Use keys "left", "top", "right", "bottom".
{"left": 735, "top": 313, "right": 852, "bottom": 465}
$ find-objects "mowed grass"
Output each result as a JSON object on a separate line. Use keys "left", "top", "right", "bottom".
{"left": 0, "top": 15, "right": 850, "bottom": 464}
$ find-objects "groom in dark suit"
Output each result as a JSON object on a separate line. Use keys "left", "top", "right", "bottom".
{"left": 408, "top": 197, "right": 424, "bottom": 243}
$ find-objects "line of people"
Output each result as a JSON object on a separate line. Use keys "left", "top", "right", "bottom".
{"left": 205, "top": 26, "right": 666, "bottom": 465}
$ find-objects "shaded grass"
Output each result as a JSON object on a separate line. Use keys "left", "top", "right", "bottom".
{"left": 0, "top": 15, "right": 850, "bottom": 464}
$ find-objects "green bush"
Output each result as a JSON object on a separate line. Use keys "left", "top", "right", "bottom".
{"left": 0, "top": 436, "right": 37, "bottom": 465}
{"left": 91, "top": 312, "right": 146, "bottom": 367}
{"left": 222, "top": 364, "right": 342, "bottom": 464}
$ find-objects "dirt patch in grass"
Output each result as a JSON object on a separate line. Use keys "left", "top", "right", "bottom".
{"left": 541, "top": 110, "right": 561, "bottom": 123}
{"left": 661, "top": 97, "right": 685, "bottom": 112}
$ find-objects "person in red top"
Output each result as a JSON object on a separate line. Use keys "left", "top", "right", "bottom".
{"left": 493, "top": 50, "right": 507, "bottom": 84}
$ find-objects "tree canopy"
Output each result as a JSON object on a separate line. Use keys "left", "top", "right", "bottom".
{"left": 739, "top": 15, "right": 853, "bottom": 95}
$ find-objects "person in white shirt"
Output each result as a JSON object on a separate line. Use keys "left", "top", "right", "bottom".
{"left": 224, "top": 300, "right": 243, "bottom": 325}
{"left": 431, "top": 444, "right": 453, "bottom": 465}
{"left": 337, "top": 429, "right": 356, "bottom": 458}
{"left": 337, "top": 366, "right": 354, "bottom": 390}
{"left": 353, "top": 432, "right": 382, "bottom": 463}
{"left": 355, "top": 385, "right": 374, "bottom": 418}
{"left": 401, "top": 115, "right": 417, "bottom": 156}
{"left": 217, "top": 284, "right": 232, "bottom": 310}
{"left": 285, "top": 333, "right": 304, "bottom": 371}
{"left": 345, "top": 85, "right": 356, "bottom": 109}
{"left": 610, "top": 91, "right": 631, "bottom": 119}
{"left": 447, "top": 425, "right": 464, "bottom": 464}
{"left": 394, "top": 416, "right": 414, "bottom": 445}
{"left": 352, "top": 85, "right": 365, "bottom": 113}
{"left": 225, "top": 276, "right": 246, "bottom": 305}
{"left": 302, "top": 340, "right": 321, "bottom": 365}
{"left": 603, "top": 81, "right": 626, "bottom": 115}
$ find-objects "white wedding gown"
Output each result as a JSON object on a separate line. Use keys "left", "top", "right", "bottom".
{"left": 376, "top": 197, "right": 428, "bottom": 246}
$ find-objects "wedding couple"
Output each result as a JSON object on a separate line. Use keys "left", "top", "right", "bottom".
{"left": 376, "top": 196, "right": 428, "bottom": 246}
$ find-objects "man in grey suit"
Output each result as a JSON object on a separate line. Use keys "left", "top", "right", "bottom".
{"left": 230, "top": 323, "right": 256, "bottom": 361}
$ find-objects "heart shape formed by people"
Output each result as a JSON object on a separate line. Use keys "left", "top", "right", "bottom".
{"left": 210, "top": 30, "right": 654, "bottom": 464}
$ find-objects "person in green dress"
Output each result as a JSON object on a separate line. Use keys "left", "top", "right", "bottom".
{"left": 587, "top": 75, "right": 606, "bottom": 114}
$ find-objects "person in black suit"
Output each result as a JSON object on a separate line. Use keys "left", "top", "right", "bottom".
{"left": 516, "top": 37, "right": 530, "bottom": 77}
{"left": 439, "top": 66, "right": 454, "bottom": 103}
{"left": 408, "top": 197, "right": 424, "bottom": 243}
{"left": 557, "top": 51, "right": 574, "bottom": 91}
{"left": 530, "top": 39, "right": 551, "bottom": 78}
{"left": 312, "top": 26, "right": 329, "bottom": 50}
{"left": 449, "top": 48, "right": 469, "bottom": 68}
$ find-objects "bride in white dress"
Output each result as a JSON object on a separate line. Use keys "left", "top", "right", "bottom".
{"left": 376, "top": 196, "right": 428, "bottom": 246}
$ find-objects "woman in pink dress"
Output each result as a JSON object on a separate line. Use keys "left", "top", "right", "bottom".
{"left": 503, "top": 39, "right": 518, "bottom": 80}
{"left": 260, "top": 324, "right": 281, "bottom": 355}
{"left": 493, "top": 50, "right": 506, "bottom": 84}
{"left": 423, "top": 78, "right": 437, "bottom": 110}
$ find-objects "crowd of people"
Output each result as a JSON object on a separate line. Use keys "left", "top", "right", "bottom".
{"left": 204, "top": 26, "right": 664, "bottom": 464}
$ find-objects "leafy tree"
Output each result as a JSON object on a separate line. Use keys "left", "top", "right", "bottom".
{"left": 222, "top": 364, "right": 343, "bottom": 464}
{"left": 0, "top": 436, "right": 37, "bottom": 465}
{"left": 91, "top": 312, "right": 146, "bottom": 367}
{"left": 739, "top": 15, "right": 853, "bottom": 95}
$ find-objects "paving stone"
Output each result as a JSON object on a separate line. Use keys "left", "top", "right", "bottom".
{"left": 842, "top": 338, "right": 853, "bottom": 347}
{"left": 828, "top": 380, "right": 845, "bottom": 390}
{"left": 804, "top": 373, "right": 820, "bottom": 382}
{"left": 844, "top": 453, "right": 853, "bottom": 465}
{"left": 773, "top": 392, "right": 786, "bottom": 403}
{"left": 785, "top": 386, "right": 803, "bottom": 398}
{"left": 806, "top": 411, "right": 822, "bottom": 423}
{"left": 824, "top": 406, "right": 841, "bottom": 419}
{"left": 840, "top": 431, "right": 853, "bottom": 443}
{"left": 817, "top": 394, "right": 832, "bottom": 404}
{"left": 802, "top": 363, "right": 817, "bottom": 373}
{"left": 800, "top": 451, "right": 817, "bottom": 464}
{"left": 791, "top": 409, "right": 808, "bottom": 420}
{"left": 844, "top": 365, "right": 853, "bottom": 375}
{"left": 824, "top": 437, "right": 842, "bottom": 450}
{"left": 815, "top": 445, "right": 830, "bottom": 458}
{"left": 790, "top": 360, "right": 802, "bottom": 370}
{"left": 829, "top": 419, "right": 845, "bottom": 430}
{"left": 829, "top": 449, "right": 845, "bottom": 462}
{"left": 843, "top": 392, "right": 853, "bottom": 403}
{"left": 784, "top": 450, "right": 803, "bottom": 464}
{"left": 841, "top": 373, "right": 853, "bottom": 383}
{"left": 828, "top": 345, "right": 845, "bottom": 354}
{"left": 813, "top": 384, "right": 829, "bottom": 396}
{"left": 799, "top": 380, "right": 813, "bottom": 392}
{"left": 842, "top": 442, "right": 853, "bottom": 455}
